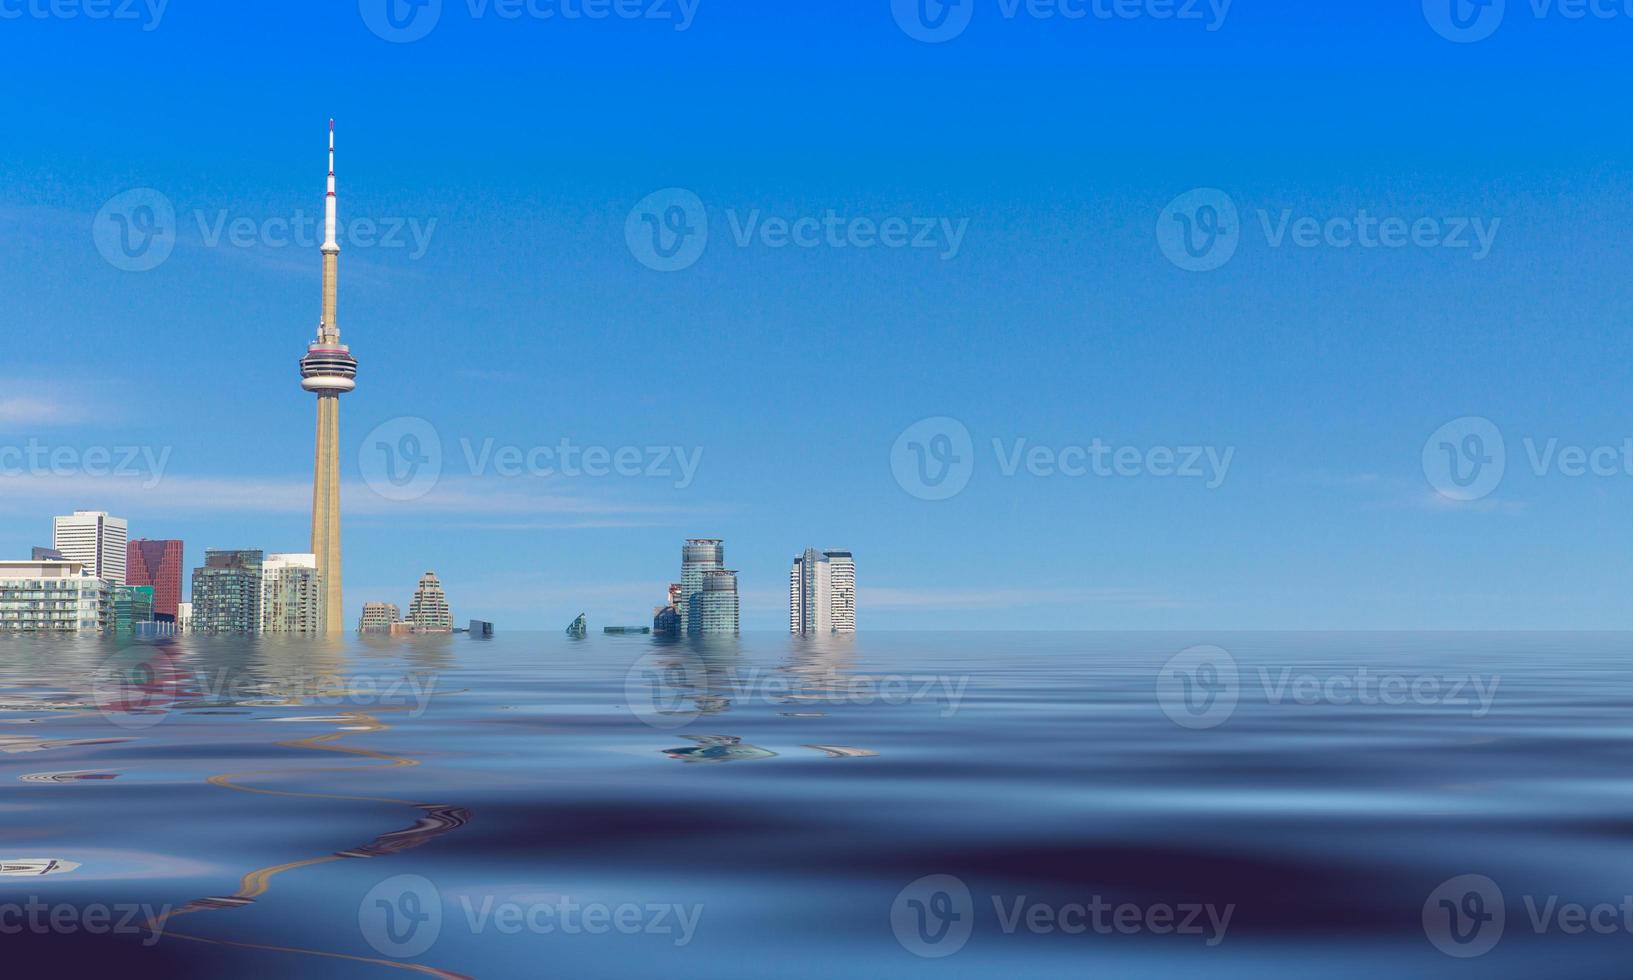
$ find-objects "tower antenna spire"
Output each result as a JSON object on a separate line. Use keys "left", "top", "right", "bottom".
{"left": 319, "top": 119, "right": 340, "bottom": 343}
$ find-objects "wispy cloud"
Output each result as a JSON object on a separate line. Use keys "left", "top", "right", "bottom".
{"left": 0, "top": 396, "right": 85, "bottom": 426}
{"left": 1402, "top": 491, "right": 1528, "bottom": 515}
{"left": 0, "top": 472, "right": 693, "bottom": 521}
{"left": 863, "top": 586, "right": 1193, "bottom": 611}
{"left": 1312, "top": 471, "right": 1528, "bottom": 515}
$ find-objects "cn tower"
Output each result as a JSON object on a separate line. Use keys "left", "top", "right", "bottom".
{"left": 299, "top": 120, "right": 357, "bottom": 634}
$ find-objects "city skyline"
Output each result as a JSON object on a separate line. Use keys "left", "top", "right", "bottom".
{"left": 3, "top": 7, "right": 1630, "bottom": 630}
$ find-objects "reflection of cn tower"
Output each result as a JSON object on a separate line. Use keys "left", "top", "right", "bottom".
{"left": 300, "top": 120, "right": 357, "bottom": 634}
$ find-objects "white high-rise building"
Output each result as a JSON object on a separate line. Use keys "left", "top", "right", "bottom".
{"left": 678, "top": 539, "right": 724, "bottom": 635}
{"left": 52, "top": 511, "right": 128, "bottom": 585}
{"left": 261, "top": 553, "right": 324, "bottom": 633}
{"left": 790, "top": 549, "right": 856, "bottom": 634}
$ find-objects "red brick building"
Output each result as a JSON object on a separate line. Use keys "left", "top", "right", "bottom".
{"left": 126, "top": 539, "right": 183, "bottom": 621}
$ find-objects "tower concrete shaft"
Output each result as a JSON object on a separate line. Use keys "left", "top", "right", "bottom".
{"left": 312, "top": 393, "right": 342, "bottom": 632}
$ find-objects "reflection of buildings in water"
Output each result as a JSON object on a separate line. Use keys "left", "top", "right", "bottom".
{"left": 336, "top": 803, "right": 470, "bottom": 859}
{"left": 92, "top": 639, "right": 195, "bottom": 718}
{"left": 18, "top": 770, "right": 119, "bottom": 782}
{"left": 151, "top": 710, "right": 473, "bottom": 977}
{"left": 0, "top": 858, "right": 81, "bottom": 877}
{"left": 663, "top": 735, "right": 776, "bottom": 764}
{"left": 777, "top": 632, "right": 859, "bottom": 706}
{"left": 803, "top": 744, "right": 878, "bottom": 759}
{"left": 660, "top": 640, "right": 744, "bottom": 717}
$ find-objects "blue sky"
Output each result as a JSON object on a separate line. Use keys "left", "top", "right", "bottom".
{"left": 2, "top": 0, "right": 1631, "bottom": 629}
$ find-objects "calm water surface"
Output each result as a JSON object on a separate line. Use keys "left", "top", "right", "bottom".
{"left": 1, "top": 631, "right": 1630, "bottom": 977}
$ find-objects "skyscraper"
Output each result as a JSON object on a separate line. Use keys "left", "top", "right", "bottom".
{"left": 261, "top": 553, "right": 324, "bottom": 633}
{"left": 678, "top": 539, "right": 724, "bottom": 634}
{"left": 126, "top": 539, "right": 183, "bottom": 622}
{"left": 52, "top": 511, "right": 127, "bottom": 584}
{"left": 407, "top": 571, "right": 453, "bottom": 633}
{"left": 790, "top": 549, "right": 857, "bottom": 634}
{"left": 191, "top": 549, "right": 264, "bottom": 634}
{"left": 696, "top": 569, "right": 740, "bottom": 635}
{"left": 300, "top": 120, "right": 358, "bottom": 634}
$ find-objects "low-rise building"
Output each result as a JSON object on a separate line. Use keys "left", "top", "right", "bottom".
{"left": 0, "top": 560, "right": 109, "bottom": 632}
{"left": 359, "top": 602, "right": 401, "bottom": 633}
{"left": 111, "top": 584, "right": 156, "bottom": 634}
